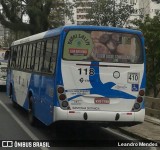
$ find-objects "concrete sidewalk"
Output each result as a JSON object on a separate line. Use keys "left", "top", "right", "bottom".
{"left": 119, "top": 116, "right": 160, "bottom": 143}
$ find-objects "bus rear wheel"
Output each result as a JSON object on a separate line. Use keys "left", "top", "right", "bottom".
{"left": 28, "top": 96, "right": 36, "bottom": 126}
{"left": 10, "top": 85, "right": 17, "bottom": 107}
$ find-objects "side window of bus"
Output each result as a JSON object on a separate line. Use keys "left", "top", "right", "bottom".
{"left": 43, "top": 39, "right": 53, "bottom": 73}
{"left": 27, "top": 44, "right": 33, "bottom": 70}
{"left": 9, "top": 47, "right": 13, "bottom": 67}
{"left": 17, "top": 46, "right": 22, "bottom": 69}
{"left": 50, "top": 37, "right": 59, "bottom": 73}
{"left": 9, "top": 47, "right": 13, "bottom": 68}
{"left": 16, "top": 46, "right": 22, "bottom": 68}
{"left": 34, "top": 41, "right": 41, "bottom": 72}
{"left": 21, "top": 45, "right": 27, "bottom": 69}
{"left": 39, "top": 41, "right": 46, "bottom": 72}
{"left": 8, "top": 48, "right": 11, "bottom": 68}
{"left": 11, "top": 47, "right": 17, "bottom": 68}
{"left": 4, "top": 50, "right": 9, "bottom": 60}
{"left": 31, "top": 43, "right": 36, "bottom": 70}
{"left": 15, "top": 46, "right": 19, "bottom": 68}
{"left": 23, "top": 45, "right": 29, "bottom": 70}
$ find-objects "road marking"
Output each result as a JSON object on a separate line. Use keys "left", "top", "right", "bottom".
{"left": 0, "top": 100, "right": 50, "bottom": 150}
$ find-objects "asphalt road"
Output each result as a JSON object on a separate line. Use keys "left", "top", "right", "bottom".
{"left": 0, "top": 88, "right": 158, "bottom": 150}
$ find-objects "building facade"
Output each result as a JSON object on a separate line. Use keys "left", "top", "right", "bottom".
{"left": 66, "top": 0, "right": 160, "bottom": 26}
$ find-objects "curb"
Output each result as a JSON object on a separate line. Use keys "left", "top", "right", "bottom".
{"left": 112, "top": 115, "right": 160, "bottom": 144}
{"left": 115, "top": 127, "right": 155, "bottom": 142}
{"left": 117, "top": 127, "right": 160, "bottom": 144}
{"left": 115, "top": 117, "right": 160, "bottom": 144}
{"left": 144, "top": 116, "right": 160, "bottom": 126}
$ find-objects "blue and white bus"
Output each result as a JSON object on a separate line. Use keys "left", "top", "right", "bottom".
{"left": 0, "top": 48, "right": 9, "bottom": 88}
{"left": 7, "top": 25, "right": 146, "bottom": 126}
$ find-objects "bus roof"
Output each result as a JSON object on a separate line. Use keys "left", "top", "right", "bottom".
{"left": 11, "top": 25, "right": 142, "bottom": 46}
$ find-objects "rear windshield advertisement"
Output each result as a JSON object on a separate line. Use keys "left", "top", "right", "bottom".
{"left": 63, "top": 30, "right": 142, "bottom": 63}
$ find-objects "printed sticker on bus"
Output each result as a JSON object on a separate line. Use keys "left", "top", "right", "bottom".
{"left": 131, "top": 84, "right": 139, "bottom": 92}
{"left": 69, "top": 48, "right": 88, "bottom": 56}
{"left": 127, "top": 72, "right": 140, "bottom": 84}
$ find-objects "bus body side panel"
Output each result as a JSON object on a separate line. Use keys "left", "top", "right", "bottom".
{"left": 38, "top": 75, "right": 55, "bottom": 125}
{"left": 24, "top": 73, "right": 54, "bottom": 125}
{"left": 7, "top": 70, "right": 29, "bottom": 109}
{"left": 9, "top": 70, "right": 31, "bottom": 106}
{"left": 7, "top": 70, "right": 55, "bottom": 125}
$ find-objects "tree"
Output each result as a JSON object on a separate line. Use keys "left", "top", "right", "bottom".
{"left": 49, "top": 0, "right": 74, "bottom": 28}
{"left": 133, "top": 15, "right": 160, "bottom": 97}
{"left": 152, "top": 0, "right": 160, "bottom": 3}
{"left": 0, "top": 0, "right": 74, "bottom": 35}
{"left": 3, "top": 30, "right": 30, "bottom": 47}
{"left": 83, "top": 0, "right": 134, "bottom": 27}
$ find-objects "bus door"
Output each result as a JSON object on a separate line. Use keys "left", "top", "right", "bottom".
{"left": 39, "top": 75, "right": 55, "bottom": 125}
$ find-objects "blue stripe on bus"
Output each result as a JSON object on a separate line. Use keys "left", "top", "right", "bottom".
{"left": 140, "top": 38, "right": 146, "bottom": 90}
{"left": 68, "top": 95, "right": 82, "bottom": 101}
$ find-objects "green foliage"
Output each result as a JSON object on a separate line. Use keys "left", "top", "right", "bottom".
{"left": 83, "top": 0, "right": 134, "bottom": 27}
{"left": 133, "top": 15, "right": 160, "bottom": 97}
{"left": 48, "top": 0, "right": 74, "bottom": 28}
{"left": 0, "top": 0, "right": 74, "bottom": 35}
{"left": 152, "top": 0, "right": 160, "bottom": 3}
{"left": 3, "top": 30, "right": 30, "bottom": 47}
{"left": 0, "top": 0, "right": 29, "bottom": 32}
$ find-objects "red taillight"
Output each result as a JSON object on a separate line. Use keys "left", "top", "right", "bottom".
{"left": 139, "top": 90, "right": 145, "bottom": 96}
{"left": 59, "top": 94, "right": 66, "bottom": 101}
{"left": 57, "top": 87, "right": 64, "bottom": 94}
{"left": 137, "top": 96, "right": 143, "bottom": 103}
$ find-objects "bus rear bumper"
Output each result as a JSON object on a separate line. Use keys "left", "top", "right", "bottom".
{"left": 54, "top": 107, "right": 145, "bottom": 124}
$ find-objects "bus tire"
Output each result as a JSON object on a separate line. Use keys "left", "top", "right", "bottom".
{"left": 10, "top": 85, "right": 17, "bottom": 107}
{"left": 28, "top": 96, "right": 36, "bottom": 126}
{"left": 9, "top": 84, "right": 12, "bottom": 98}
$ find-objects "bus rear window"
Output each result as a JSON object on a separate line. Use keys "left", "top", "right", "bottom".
{"left": 63, "top": 30, "right": 143, "bottom": 64}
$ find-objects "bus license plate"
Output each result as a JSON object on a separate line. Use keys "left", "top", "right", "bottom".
{"left": 94, "top": 98, "right": 110, "bottom": 104}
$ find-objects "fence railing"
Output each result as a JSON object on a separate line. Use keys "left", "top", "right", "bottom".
{"left": 145, "top": 96, "right": 160, "bottom": 119}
